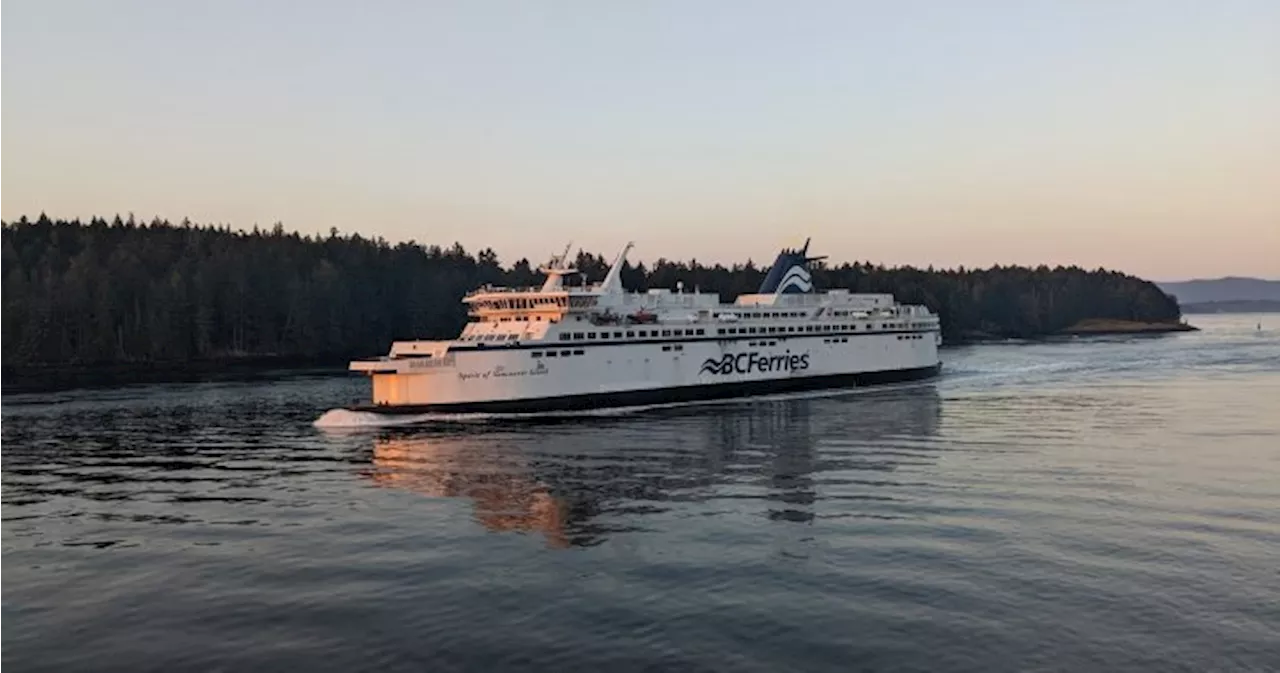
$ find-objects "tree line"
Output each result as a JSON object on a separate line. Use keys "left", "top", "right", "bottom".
{"left": 2, "top": 214, "right": 1182, "bottom": 368}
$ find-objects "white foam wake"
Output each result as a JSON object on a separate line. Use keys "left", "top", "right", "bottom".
{"left": 312, "top": 408, "right": 436, "bottom": 429}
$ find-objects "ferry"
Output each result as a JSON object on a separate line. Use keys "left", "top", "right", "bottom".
{"left": 347, "top": 240, "right": 942, "bottom": 414}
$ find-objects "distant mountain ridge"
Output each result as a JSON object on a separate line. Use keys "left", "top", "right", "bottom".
{"left": 1179, "top": 300, "right": 1280, "bottom": 314}
{"left": 1157, "top": 277, "right": 1280, "bottom": 304}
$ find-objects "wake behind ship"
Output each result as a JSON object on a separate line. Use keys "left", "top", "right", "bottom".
{"left": 347, "top": 240, "right": 942, "bottom": 414}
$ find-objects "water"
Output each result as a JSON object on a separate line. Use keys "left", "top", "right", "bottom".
{"left": 4, "top": 314, "right": 1279, "bottom": 672}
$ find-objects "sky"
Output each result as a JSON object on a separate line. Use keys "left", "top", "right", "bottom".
{"left": 3, "top": 1, "right": 1278, "bottom": 280}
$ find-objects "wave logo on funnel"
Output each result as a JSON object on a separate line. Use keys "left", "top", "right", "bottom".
{"left": 757, "top": 238, "right": 827, "bottom": 295}
{"left": 777, "top": 265, "right": 813, "bottom": 293}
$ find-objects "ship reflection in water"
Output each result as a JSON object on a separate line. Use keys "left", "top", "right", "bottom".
{"left": 364, "top": 386, "right": 942, "bottom": 548}
{"left": 369, "top": 432, "right": 575, "bottom": 548}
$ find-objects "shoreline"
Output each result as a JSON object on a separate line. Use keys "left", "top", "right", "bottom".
{"left": 1056, "top": 319, "right": 1198, "bottom": 337}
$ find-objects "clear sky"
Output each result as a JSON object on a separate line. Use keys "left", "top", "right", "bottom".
{"left": 4, "top": 1, "right": 1278, "bottom": 280}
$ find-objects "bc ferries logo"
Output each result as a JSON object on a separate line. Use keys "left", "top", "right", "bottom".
{"left": 777, "top": 265, "right": 813, "bottom": 293}
{"left": 700, "top": 351, "right": 811, "bottom": 375}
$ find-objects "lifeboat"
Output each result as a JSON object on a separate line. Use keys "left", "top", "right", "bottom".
{"left": 627, "top": 309, "right": 659, "bottom": 324}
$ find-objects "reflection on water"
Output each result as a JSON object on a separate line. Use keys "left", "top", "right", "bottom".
{"left": 370, "top": 433, "right": 575, "bottom": 548}
{"left": 364, "top": 387, "right": 942, "bottom": 547}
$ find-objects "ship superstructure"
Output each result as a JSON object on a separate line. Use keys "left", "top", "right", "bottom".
{"left": 348, "top": 240, "right": 941, "bottom": 413}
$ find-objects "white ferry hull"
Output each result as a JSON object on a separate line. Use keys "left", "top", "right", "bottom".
{"left": 351, "top": 331, "right": 941, "bottom": 414}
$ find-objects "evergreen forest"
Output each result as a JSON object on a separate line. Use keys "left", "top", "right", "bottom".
{"left": 2, "top": 215, "right": 1183, "bottom": 370}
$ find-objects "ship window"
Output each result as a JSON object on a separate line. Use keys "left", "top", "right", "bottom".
{"left": 546, "top": 351, "right": 557, "bottom": 357}
{"left": 573, "top": 333, "right": 584, "bottom": 340}
{"left": 561, "top": 350, "right": 571, "bottom": 356}
{"left": 674, "top": 345, "right": 683, "bottom": 351}
{"left": 696, "top": 329, "right": 704, "bottom": 335}
{"left": 532, "top": 351, "right": 543, "bottom": 357}
{"left": 662, "top": 330, "right": 671, "bottom": 336}
{"left": 559, "top": 334, "right": 569, "bottom": 341}
{"left": 615, "top": 331, "right": 623, "bottom": 338}
{"left": 717, "top": 329, "right": 725, "bottom": 335}
{"left": 588, "top": 332, "right": 597, "bottom": 339}
{"left": 626, "top": 331, "right": 635, "bottom": 338}
{"left": 573, "top": 349, "right": 584, "bottom": 355}
{"left": 662, "top": 345, "right": 671, "bottom": 351}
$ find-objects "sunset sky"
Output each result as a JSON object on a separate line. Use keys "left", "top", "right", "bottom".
{"left": 4, "top": 1, "right": 1278, "bottom": 280}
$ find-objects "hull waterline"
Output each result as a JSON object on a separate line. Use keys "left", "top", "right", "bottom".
{"left": 348, "top": 364, "right": 941, "bottom": 415}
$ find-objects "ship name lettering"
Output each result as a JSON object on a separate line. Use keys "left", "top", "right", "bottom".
{"left": 699, "top": 351, "right": 810, "bottom": 376}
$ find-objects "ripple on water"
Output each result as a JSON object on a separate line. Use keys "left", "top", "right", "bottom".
{"left": 3, "top": 316, "right": 1280, "bottom": 672}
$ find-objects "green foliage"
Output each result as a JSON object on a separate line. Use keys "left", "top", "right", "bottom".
{"left": 1, "top": 215, "right": 1181, "bottom": 367}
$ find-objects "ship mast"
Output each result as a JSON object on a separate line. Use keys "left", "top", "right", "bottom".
{"left": 539, "top": 242, "right": 576, "bottom": 292}
{"left": 599, "top": 241, "right": 634, "bottom": 294}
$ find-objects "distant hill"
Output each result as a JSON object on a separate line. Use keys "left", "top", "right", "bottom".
{"left": 1157, "top": 277, "right": 1280, "bottom": 305}
{"left": 1181, "top": 300, "right": 1280, "bottom": 314}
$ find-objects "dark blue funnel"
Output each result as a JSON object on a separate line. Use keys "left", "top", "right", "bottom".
{"left": 757, "top": 238, "right": 826, "bottom": 294}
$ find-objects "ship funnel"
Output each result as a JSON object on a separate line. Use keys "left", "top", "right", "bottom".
{"left": 757, "top": 239, "right": 826, "bottom": 295}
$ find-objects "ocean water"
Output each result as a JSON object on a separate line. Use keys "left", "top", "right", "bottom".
{"left": 3, "top": 314, "right": 1278, "bottom": 672}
